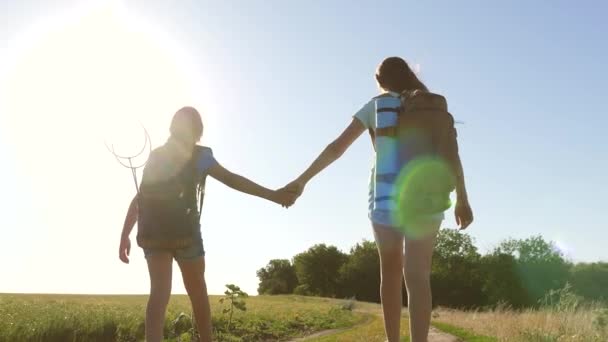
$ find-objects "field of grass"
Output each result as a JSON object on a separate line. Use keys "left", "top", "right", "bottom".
{"left": 0, "top": 294, "right": 359, "bottom": 342}
{"left": 432, "top": 305, "right": 608, "bottom": 342}
{"left": 6, "top": 292, "right": 599, "bottom": 341}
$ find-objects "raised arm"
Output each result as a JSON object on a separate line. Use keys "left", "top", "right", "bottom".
{"left": 207, "top": 163, "right": 294, "bottom": 207}
{"left": 286, "top": 118, "right": 366, "bottom": 194}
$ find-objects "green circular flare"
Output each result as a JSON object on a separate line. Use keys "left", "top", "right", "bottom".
{"left": 391, "top": 156, "right": 456, "bottom": 238}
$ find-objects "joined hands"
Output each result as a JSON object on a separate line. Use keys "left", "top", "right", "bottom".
{"left": 273, "top": 179, "right": 306, "bottom": 208}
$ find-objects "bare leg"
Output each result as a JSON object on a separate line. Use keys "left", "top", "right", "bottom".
{"left": 403, "top": 220, "right": 440, "bottom": 342}
{"left": 373, "top": 224, "right": 405, "bottom": 342}
{"left": 145, "top": 253, "right": 173, "bottom": 342}
{"left": 177, "top": 256, "right": 213, "bottom": 342}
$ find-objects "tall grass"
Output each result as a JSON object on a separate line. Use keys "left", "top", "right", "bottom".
{"left": 432, "top": 303, "right": 608, "bottom": 341}
{"left": 431, "top": 282, "right": 608, "bottom": 341}
{"left": 0, "top": 294, "right": 358, "bottom": 342}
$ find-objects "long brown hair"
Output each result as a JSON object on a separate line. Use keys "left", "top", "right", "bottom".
{"left": 375, "top": 57, "right": 428, "bottom": 93}
{"left": 170, "top": 106, "right": 203, "bottom": 142}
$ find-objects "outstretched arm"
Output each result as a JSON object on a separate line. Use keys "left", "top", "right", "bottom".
{"left": 119, "top": 195, "right": 137, "bottom": 264}
{"left": 286, "top": 118, "right": 366, "bottom": 194}
{"left": 208, "top": 162, "right": 295, "bottom": 207}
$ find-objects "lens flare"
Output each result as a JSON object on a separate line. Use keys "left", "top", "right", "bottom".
{"left": 391, "top": 156, "right": 455, "bottom": 238}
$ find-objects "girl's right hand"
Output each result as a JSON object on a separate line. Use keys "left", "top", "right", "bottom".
{"left": 283, "top": 180, "right": 305, "bottom": 198}
{"left": 119, "top": 236, "right": 131, "bottom": 264}
{"left": 273, "top": 188, "right": 299, "bottom": 208}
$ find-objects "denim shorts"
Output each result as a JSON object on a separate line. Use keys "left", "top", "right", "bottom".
{"left": 143, "top": 240, "right": 205, "bottom": 261}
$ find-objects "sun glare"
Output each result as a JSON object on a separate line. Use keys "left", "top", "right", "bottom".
{"left": 0, "top": 1, "right": 205, "bottom": 193}
{"left": 0, "top": 2, "right": 212, "bottom": 248}
{"left": 2, "top": 1, "right": 205, "bottom": 154}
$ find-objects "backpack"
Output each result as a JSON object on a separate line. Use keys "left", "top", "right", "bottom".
{"left": 372, "top": 90, "right": 460, "bottom": 225}
{"left": 136, "top": 144, "right": 207, "bottom": 249}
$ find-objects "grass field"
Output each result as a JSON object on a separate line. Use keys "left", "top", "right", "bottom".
{"left": 432, "top": 305, "right": 608, "bottom": 342}
{"left": 4, "top": 293, "right": 602, "bottom": 341}
{"left": 0, "top": 294, "right": 359, "bottom": 342}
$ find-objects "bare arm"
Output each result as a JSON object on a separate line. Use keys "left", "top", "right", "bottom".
{"left": 119, "top": 195, "right": 138, "bottom": 264}
{"left": 449, "top": 131, "right": 473, "bottom": 229}
{"left": 121, "top": 196, "right": 138, "bottom": 238}
{"left": 290, "top": 118, "right": 366, "bottom": 189}
{"left": 208, "top": 163, "right": 294, "bottom": 206}
{"left": 454, "top": 157, "right": 468, "bottom": 202}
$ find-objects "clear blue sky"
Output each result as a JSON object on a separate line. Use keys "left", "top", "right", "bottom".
{"left": 1, "top": 0, "right": 606, "bottom": 295}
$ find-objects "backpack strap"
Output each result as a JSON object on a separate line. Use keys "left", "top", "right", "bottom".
{"left": 369, "top": 93, "right": 400, "bottom": 150}
{"left": 197, "top": 176, "right": 206, "bottom": 221}
{"left": 193, "top": 145, "right": 209, "bottom": 221}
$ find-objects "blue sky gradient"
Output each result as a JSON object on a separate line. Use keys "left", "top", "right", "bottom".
{"left": 1, "top": 0, "right": 606, "bottom": 295}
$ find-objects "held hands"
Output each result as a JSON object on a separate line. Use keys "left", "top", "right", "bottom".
{"left": 273, "top": 179, "right": 306, "bottom": 208}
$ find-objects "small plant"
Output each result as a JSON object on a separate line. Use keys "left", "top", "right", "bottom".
{"left": 170, "top": 312, "right": 199, "bottom": 342}
{"left": 219, "top": 284, "right": 249, "bottom": 331}
{"left": 539, "top": 282, "right": 582, "bottom": 312}
{"left": 340, "top": 296, "right": 356, "bottom": 311}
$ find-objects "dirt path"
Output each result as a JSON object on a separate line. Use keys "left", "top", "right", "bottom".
{"left": 286, "top": 314, "right": 375, "bottom": 341}
{"left": 288, "top": 303, "right": 462, "bottom": 342}
{"left": 428, "top": 326, "right": 462, "bottom": 342}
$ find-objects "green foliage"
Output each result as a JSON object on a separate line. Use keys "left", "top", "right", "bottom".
{"left": 293, "top": 284, "right": 312, "bottom": 296}
{"left": 339, "top": 297, "right": 357, "bottom": 311}
{"left": 337, "top": 240, "right": 380, "bottom": 302}
{"left": 539, "top": 282, "right": 583, "bottom": 312}
{"left": 219, "top": 284, "right": 248, "bottom": 332}
{"left": 494, "top": 236, "right": 571, "bottom": 307}
{"left": 293, "top": 244, "right": 348, "bottom": 297}
{"left": 431, "top": 229, "right": 485, "bottom": 308}
{"left": 434, "top": 228, "right": 479, "bottom": 260}
{"left": 169, "top": 312, "right": 197, "bottom": 342}
{"left": 0, "top": 294, "right": 358, "bottom": 342}
{"left": 479, "top": 253, "right": 528, "bottom": 308}
{"left": 569, "top": 262, "right": 608, "bottom": 302}
{"left": 258, "top": 232, "right": 607, "bottom": 310}
{"left": 256, "top": 259, "right": 298, "bottom": 295}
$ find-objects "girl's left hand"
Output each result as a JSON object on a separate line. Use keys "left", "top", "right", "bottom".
{"left": 119, "top": 236, "right": 131, "bottom": 264}
{"left": 272, "top": 188, "right": 298, "bottom": 208}
{"left": 455, "top": 200, "right": 473, "bottom": 230}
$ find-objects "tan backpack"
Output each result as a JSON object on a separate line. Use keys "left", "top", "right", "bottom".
{"left": 371, "top": 90, "right": 462, "bottom": 221}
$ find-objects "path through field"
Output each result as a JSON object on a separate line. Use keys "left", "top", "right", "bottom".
{"left": 289, "top": 302, "right": 461, "bottom": 342}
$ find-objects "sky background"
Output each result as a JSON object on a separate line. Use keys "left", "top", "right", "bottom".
{"left": 1, "top": 0, "right": 607, "bottom": 296}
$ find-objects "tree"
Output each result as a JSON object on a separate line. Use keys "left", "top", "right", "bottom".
{"left": 431, "top": 229, "right": 484, "bottom": 308}
{"left": 293, "top": 244, "right": 348, "bottom": 297}
{"left": 479, "top": 252, "right": 529, "bottom": 307}
{"left": 569, "top": 262, "right": 608, "bottom": 302}
{"left": 256, "top": 259, "right": 298, "bottom": 295}
{"left": 494, "top": 236, "right": 570, "bottom": 306}
{"left": 338, "top": 240, "right": 380, "bottom": 302}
